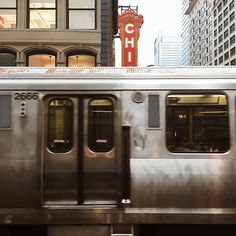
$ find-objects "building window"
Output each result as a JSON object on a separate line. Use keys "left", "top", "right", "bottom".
{"left": 230, "top": 35, "right": 235, "bottom": 45}
{"left": 214, "top": 9, "right": 217, "bottom": 17}
{"left": 224, "top": 40, "right": 229, "bottom": 50}
{"left": 214, "top": 49, "right": 217, "bottom": 57}
{"left": 230, "top": 12, "right": 235, "bottom": 22}
{"left": 68, "top": 0, "right": 96, "bottom": 29}
{"left": 224, "top": 29, "right": 229, "bottom": 39}
{"left": 230, "top": 23, "right": 235, "bottom": 34}
{"left": 27, "top": 51, "right": 56, "bottom": 67}
{"left": 67, "top": 51, "right": 96, "bottom": 67}
{"left": 214, "top": 29, "right": 217, "bottom": 37}
{"left": 214, "top": 19, "right": 217, "bottom": 27}
{"left": 224, "top": 18, "right": 228, "bottom": 27}
{"left": 230, "top": 47, "right": 235, "bottom": 56}
{"left": 219, "top": 34, "right": 223, "bottom": 43}
{"left": 223, "top": 0, "right": 228, "bottom": 6}
{"left": 218, "top": 24, "right": 223, "bottom": 33}
{"left": 229, "top": 0, "right": 235, "bottom": 11}
{"left": 231, "top": 59, "right": 236, "bottom": 65}
{"left": 218, "top": 2, "right": 223, "bottom": 12}
{"left": 0, "top": 0, "right": 16, "bottom": 28}
{"left": 29, "top": 0, "right": 56, "bottom": 29}
{"left": 218, "top": 13, "right": 223, "bottom": 22}
{"left": 224, "top": 51, "right": 229, "bottom": 60}
{"left": 219, "top": 45, "right": 223, "bottom": 54}
{"left": 0, "top": 51, "right": 16, "bottom": 66}
{"left": 219, "top": 55, "right": 223, "bottom": 64}
{"left": 224, "top": 7, "right": 228, "bottom": 16}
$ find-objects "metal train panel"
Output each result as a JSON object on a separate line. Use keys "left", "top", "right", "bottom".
{"left": 0, "top": 67, "right": 236, "bottom": 235}
{"left": 0, "top": 91, "right": 40, "bottom": 207}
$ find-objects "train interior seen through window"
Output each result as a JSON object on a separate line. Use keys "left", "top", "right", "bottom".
{"left": 166, "top": 94, "right": 229, "bottom": 153}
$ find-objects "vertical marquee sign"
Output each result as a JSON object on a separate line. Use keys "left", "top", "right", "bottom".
{"left": 118, "top": 7, "right": 143, "bottom": 66}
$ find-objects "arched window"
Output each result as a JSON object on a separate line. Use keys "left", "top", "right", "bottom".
{"left": 0, "top": 50, "right": 16, "bottom": 66}
{"left": 67, "top": 51, "right": 96, "bottom": 67}
{"left": 27, "top": 51, "right": 56, "bottom": 67}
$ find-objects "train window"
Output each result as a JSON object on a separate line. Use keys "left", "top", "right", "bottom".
{"left": 47, "top": 99, "right": 73, "bottom": 153}
{"left": 88, "top": 99, "right": 114, "bottom": 152}
{"left": 148, "top": 94, "right": 160, "bottom": 128}
{"left": 166, "top": 94, "right": 229, "bottom": 153}
{"left": 0, "top": 95, "right": 11, "bottom": 128}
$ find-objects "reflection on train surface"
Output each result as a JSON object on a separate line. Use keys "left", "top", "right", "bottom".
{"left": 1, "top": 67, "right": 236, "bottom": 236}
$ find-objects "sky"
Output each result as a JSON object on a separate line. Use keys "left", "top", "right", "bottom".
{"left": 115, "top": 0, "right": 182, "bottom": 66}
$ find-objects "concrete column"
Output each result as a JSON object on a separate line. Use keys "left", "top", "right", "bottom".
{"left": 57, "top": 0, "right": 67, "bottom": 30}
{"left": 97, "top": 50, "right": 102, "bottom": 66}
{"left": 17, "top": 0, "right": 28, "bottom": 29}
{"left": 96, "top": 0, "right": 102, "bottom": 31}
{"left": 57, "top": 51, "right": 66, "bottom": 67}
{"left": 16, "top": 50, "right": 26, "bottom": 67}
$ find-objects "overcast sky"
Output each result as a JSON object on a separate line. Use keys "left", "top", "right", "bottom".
{"left": 115, "top": 0, "right": 182, "bottom": 66}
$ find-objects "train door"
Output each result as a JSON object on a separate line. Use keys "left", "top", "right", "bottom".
{"left": 43, "top": 95, "right": 119, "bottom": 205}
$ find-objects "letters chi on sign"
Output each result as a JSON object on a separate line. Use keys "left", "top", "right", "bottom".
{"left": 118, "top": 8, "right": 144, "bottom": 66}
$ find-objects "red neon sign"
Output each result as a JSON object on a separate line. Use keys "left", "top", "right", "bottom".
{"left": 118, "top": 8, "right": 143, "bottom": 67}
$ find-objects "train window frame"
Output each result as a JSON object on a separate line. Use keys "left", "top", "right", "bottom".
{"left": 0, "top": 94, "right": 12, "bottom": 130}
{"left": 147, "top": 93, "right": 161, "bottom": 129}
{"left": 87, "top": 98, "right": 114, "bottom": 153}
{"left": 47, "top": 98, "right": 74, "bottom": 153}
{"left": 166, "top": 93, "right": 230, "bottom": 154}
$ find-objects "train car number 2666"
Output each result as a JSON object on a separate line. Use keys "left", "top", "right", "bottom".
{"left": 14, "top": 92, "right": 39, "bottom": 100}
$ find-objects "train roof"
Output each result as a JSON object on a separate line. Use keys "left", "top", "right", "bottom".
{"left": 0, "top": 66, "right": 236, "bottom": 78}
{"left": 0, "top": 66, "right": 236, "bottom": 90}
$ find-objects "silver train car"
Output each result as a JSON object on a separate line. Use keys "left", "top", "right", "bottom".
{"left": 0, "top": 67, "right": 236, "bottom": 235}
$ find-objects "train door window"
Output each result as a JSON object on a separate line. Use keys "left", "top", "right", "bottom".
{"left": 166, "top": 94, "right": 229, "bottom": 153}
{"left": 88, "top": 99, "right": 114, "bottom": 152}
{"left": 47, "top": 99, "right": 73, "bottom": 153}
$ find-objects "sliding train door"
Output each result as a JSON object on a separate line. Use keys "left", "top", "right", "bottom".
{"left": 43, "top": 95, "right": 118, "bottom": 205}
